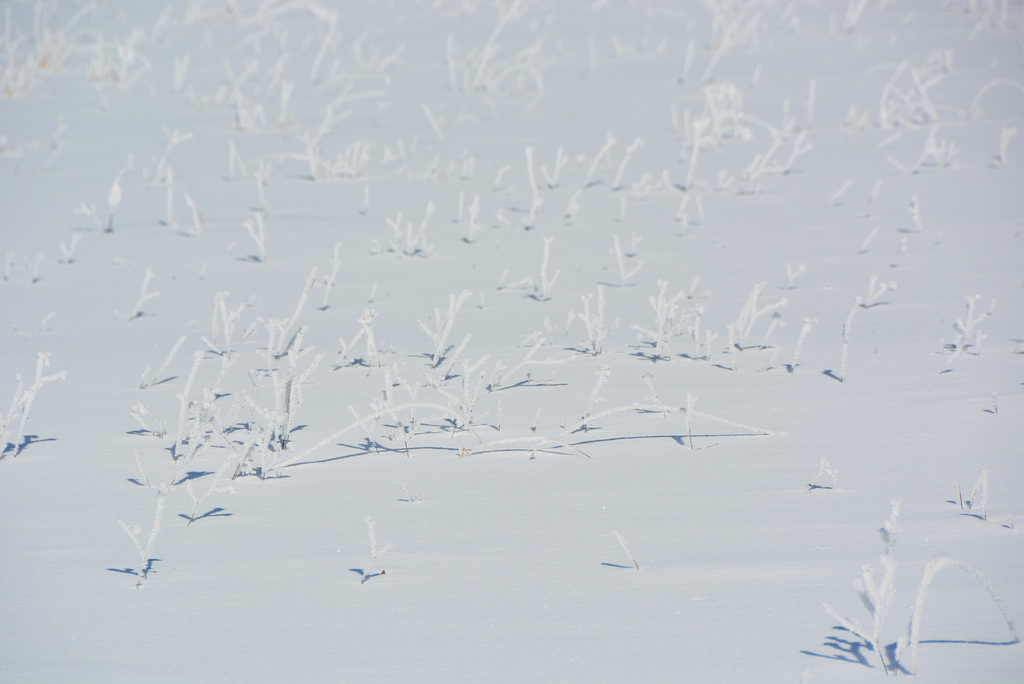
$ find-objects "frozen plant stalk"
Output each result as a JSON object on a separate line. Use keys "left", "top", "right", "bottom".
{"left": 614, "top": 530, "right": 639, "bottom": 569}
{"left": 537, "top": 237, "right": 559, "bottom": 300}
{"left": 613, "top": 234, "right": 643, "bottom": 287}
{"left": 997, "top": 126, "right": 1017, "bottom": 168}
{"left": 902, "top": 556, "right": 1018, "bottom": 676}
{"left": 840, "top": 298, "right": 861, "bottom": 382}
{"left": 788, "top": 317, "right": 816, "bottom": 372}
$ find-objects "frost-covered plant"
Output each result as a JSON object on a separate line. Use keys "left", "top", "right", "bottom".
{"left": 106, "top": 154, "right": 133, "bottom": 232}
{"left": 242, "top": 212, "right": 267, "bottom": 263}
{"left": 839, "top": 297, "right": 861, "bottom": 382}
{"left": 201, "top": 294, "right": 245, "bottom": 359}
{"left": 267, "top": 326, "right": 324, "bottom": 450}
{"left": 902, "top": 556, "right": 1017, "bottom": 676}
{"left": 570, "top": 285, "right": 609, "bottom": 356}
{"left": 173, "top": 351, "right": 204, "bottom": 458}
{"left": 130, "top": 403, "right": 166, "bottom": 439}
{"left": 74, "top": 202, "right": 103, "bottom": 231}
{"left": 535, "top": 236, "right": 559, "bottom": 301}
{"left": 432, "top": 356, "right": 489, "bottom": 431}
{"left": 419, "top": 290, "right": 473, "bottom": 369}
{"left": 336, "top": 308, "right": 381, "bottom": 370}
{"left": 889, "top": 126, "right": 959, "bottom": 173}
{"left": 824, "top": 499, "right": 901, "bottom": 674}
{"left": 585, "top": 130, "right": 617, "bottom": 183}
{"left": 1, "top": 2, "right": 95, "bottom": 97}
{"left": 823, "top": 499, "right": 1018, "bottom": 676}
{"left": 58, "top": 232, "right": 82, "bottom": 265}
{"left": 541, "top": 145, "right": 568, "bottom": 188}
{"left": 861, "top": 274, "right": 898, "bottom": 308}
{"left": 614, "top": 530, "right": 639, "bottom": 570}
{"left": 1, "top": 352, "right": 67, "bottom": 457}
{"left": 359, "top": 515, "right": 392, "bottom": 584}
{"left": 612, "top": 137, "right": 644, "bottom": 190}
{"left": 183, "top": 445, "right": 238, "bottom": 525}
{"left": 319, "top": 243, "right": 342, "bottom": 310}
{"left": 266, "top": 269, "right": 317, "bottom": 361}
{"left": 611, "top": 234, "right": 642, "bottom": 287}
{"left": 381, "top": 201, "right": 435, "bottom": 257}
{"left": 958, "top": 469, "right": 990, "bottom": 521}
{"left": 118, "top": 485, "right": 168, "bottom": 587}
{"left": 996, "top": 125, "right": 1017, "bottom": 167}
{"left": 631, "top": 280, "right": 686, "bottom": 360}
{"left": 116, "top": 268, "right": 161, "bottom": 321}
{"left": 731, "top": 282, "right": 786, "bottom": 350}
{"left": 575, "top": 365, "right": 612, "bottom": 433}
{"left": 942, "top": 295, "right": 992, "bottom": 370}
{"left": 908, "top": 195, "right": 923, "bottom": 234}
{"left": 784, "top": 263, "right": 805, "bottom": 289}
{"left": 787, "top": 316, "right": 816, "bottom": 373}
{"left": 807, "top": 456, "right": 838, "bottom": 491}
{"left": 879, "top": 51, "right": 951, "bottom": 128}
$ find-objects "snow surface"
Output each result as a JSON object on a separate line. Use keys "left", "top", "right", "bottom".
{"left": 1, "top": 1, "right": 1022, "bottom": 681}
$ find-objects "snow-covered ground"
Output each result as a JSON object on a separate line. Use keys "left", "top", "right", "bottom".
{"left": 1, "top": 1, "right": 1022, "bottom": 681}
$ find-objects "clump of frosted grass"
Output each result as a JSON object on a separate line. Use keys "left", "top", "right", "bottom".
{"left": 631, "top": 280, "right": 686, "bottom": 360}
{"left": 379, "top": 201, "right": 435, "bottom": 257}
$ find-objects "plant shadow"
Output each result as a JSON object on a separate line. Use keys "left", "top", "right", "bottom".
{"left": 107, "top": 557, "right": 161, "bottom": 579}
{"left": 803, "top": 625, "right": 1015, "bottom": 674}
{"left": 179, "top": 507, "right": 232, "bottom": 523}
{"left": 349, "top": 568, "right": 386, "bottom": 584}
{"left": 2, "top": 435, "right": 56, "bottom": 455}
{"left": 800, "top": 628, "right": 888, "bottom": 671}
